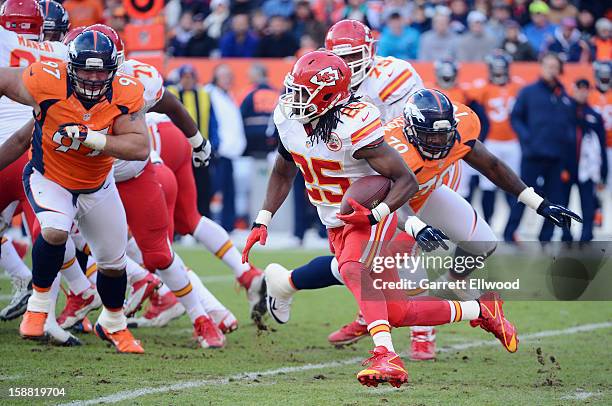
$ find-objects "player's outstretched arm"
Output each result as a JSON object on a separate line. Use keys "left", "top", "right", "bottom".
{"left": 104, "top": 109, "right": 150, "bottom": 160}
{"left": 0, "top": 119, "right": 34, "bottom": 172}
{"left": 242, "top": 152, "right": 298, "bottom": 263}
{"left": 0, "top": 68, "right": 38, "bottom": 109}
{"left": 354, "top": 140, "right": 418, "bottom": 213}
{"left": 149, "top": 90, "right": 211, "bottom": 167}
{"left": 465, "top": 140, "right": 582, "bottom": 228}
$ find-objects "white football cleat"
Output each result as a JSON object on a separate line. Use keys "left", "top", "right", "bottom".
{"left": 45, "top": 315, "right": 81, "bottom": 346}
{"left": 264, "top": 263, "right": 295, "bottom": 324}
{"left": 0, "top": 276, "right": 32, "bottom": 321}
{"left": 209, "top": 309, "right": 238, "bottom": 334}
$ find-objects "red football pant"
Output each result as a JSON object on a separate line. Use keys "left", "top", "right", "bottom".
{"left": 157, "top": 121, "right": 201, "bottom": 235}
{"left": 328, "top": 214, "right": 397, "bottom": 329}
{"left": 152, "top": 163, "right": 178, "bottom": 239}
{"left": 116, "top": 162, "right": 173, "bottom": 272}
{"left": 0, "top": 153, "right": 39, "bottom": 239}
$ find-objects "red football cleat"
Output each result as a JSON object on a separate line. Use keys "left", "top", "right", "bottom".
{"left": 357, "top": 346, "right": 409, "bottom": 388}
{"left": 210, "top": 310, "right": 238, "bottom": 334}
{"left": 193, "top": 315, "right": 226, "bottom": 349}
{"left": 328, "top": 316, "right": 368, "bottom": 346}
{"left": 127, "top": 290, "right": 185, "bottom": 328}
{"left": 124, "top": 273, "right": 161, "bottom": 317}
{"left": 238, "top": 265, "right": 267, "bottom": 326}
{"left": 410, "top": 327, "right": 436, "bottom": 361}
{"left": 470, "top": 292, "right": 518, "bottom": 353}
{"left": 58, "top": 287, "right": 101, "bottom": 329}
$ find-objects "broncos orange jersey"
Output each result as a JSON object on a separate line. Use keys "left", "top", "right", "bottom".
{"left": 384, "top": 102, "right": 480, "bottom": 212}
{"left": 469, "top": 79, "right": 522, "bottom": 141}
{"left": 22, "top": 61, "right": 144, "bottom": 191}
{"left": 588, "top": 90, "right": 612, "bottom": 147}
{"left": 425, "top": 82, "right": 471, "bottom": 106}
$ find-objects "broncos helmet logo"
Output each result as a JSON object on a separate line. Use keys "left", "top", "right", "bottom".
{"left": 403, "top": 102, "right": 426, "bottom": 124}
{"left": 310, "top": 67, "right": 340, "bottom": 87}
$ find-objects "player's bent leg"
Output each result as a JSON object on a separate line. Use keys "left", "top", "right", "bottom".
{"left": 45, "top": 274, "right": 81, "bottom": 347}
{"left": 0, "top": 235, "right": 32, "bottom": 321}
{"left": 124, "top": 257, "right": 161, "bottom": 317}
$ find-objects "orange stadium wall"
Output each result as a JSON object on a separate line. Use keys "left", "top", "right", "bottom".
{"left": 151, "top": 58, "right": 596, "bottom": 100}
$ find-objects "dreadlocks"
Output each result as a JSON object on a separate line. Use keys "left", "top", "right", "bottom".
{"left": 309, "top": 94, "right": 362, "bottom": 145}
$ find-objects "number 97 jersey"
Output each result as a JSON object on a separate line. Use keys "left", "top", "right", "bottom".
{"left": 119, "top": 59, "right": 164, "bottom": 111}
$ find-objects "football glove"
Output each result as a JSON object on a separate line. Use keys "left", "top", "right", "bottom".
{"left": 58, "top": 123, "right": 106, "bottom": 150}
{"left": 537, "top": 199, "right": 582, "bottom": 229}
{"left": 336, "top": 198, "right": 391, "bottom": 226}
{"left": 188, "top": 131, "right": 212, "bottom": 168}
{"left": 405, "top": 216, "right": 449, "bottom": 252}
{"left": 242, "top": 210, "right": 272, "bottom": 263}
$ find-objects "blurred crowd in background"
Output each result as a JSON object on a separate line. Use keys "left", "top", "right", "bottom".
{"left": 43, "top": 0, "right": 611, "bottom": 243}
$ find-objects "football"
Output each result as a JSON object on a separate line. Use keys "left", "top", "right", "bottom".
{"left": 340, "top": 175, "right": 392, "bottom": 214}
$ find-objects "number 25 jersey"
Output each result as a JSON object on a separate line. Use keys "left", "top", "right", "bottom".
{"left": 22, "top": 61, "right": 144, "bottom": 191}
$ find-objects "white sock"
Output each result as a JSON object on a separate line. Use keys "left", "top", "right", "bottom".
{"left": 97, "top": 306, "right": 127, "bottom": 333}
{"left": 368, "top": 321, "right": 394, "bottom": 352}
{"left": 0, "top": 235, "right": 31, "bottom": 281}
{"left": 27, "top": 288, "right": 50, "bottom": 313}
{"left": 48, "top": 274, "right": 61, "bottom": 318}
{"left": 126, "top": 256, "right": 149, "bottom": 285}
{"left": 126, "top": 237, "right": 143, "bottom": 265}
{"left": 186, "top": 269, "right": 226, "bottom": 313}
{"left": 60, "top": 237, "right": 90, "bottom": 295}
{"left": 449, "top": 300, "right": 481, "bottom": 322}
{"left": 86, "top": 256, "right": 97, "bottom": 285}
{"left": 156, "top": 255, "right": 206, "bottom": 323}
{"left": 192, "top": 217, "right": 249, "bottom": 278}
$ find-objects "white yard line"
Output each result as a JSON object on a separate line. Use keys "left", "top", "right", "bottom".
{"left": 561, "top": 389, "right": 597, "bottom": 401}
{"left": 58, "top": 321, "right": 612, "bottom": 406}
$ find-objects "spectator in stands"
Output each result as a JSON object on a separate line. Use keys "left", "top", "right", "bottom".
{"left": 166, "top": 65, "right": 219, "bottom": 217}
{"left": 381, "top": 0, "right": 414, "bottom": 24}
{"left": 523, "top": 1, "right": 557, "bottom": 53}
{"left": 487, "top": 1, "right": 512, "bottom": 45}
{"left": 548, "top": 0, "right": 578, "bottom": 25}
{"left": 560, "top": 79, "right": 607, "bottom": 242}
{"left": 219, "top": 13, "right": 260, "bottom": 57}
{"left": 203, "top": 0, "right": 231, "bottom": 41}
{"left": 168, "top": 11, "right": 195, "bottom": 57}
{"left": 511, "top": 0, "right": 531, "bottom": 27}
{"left": 206, "top": 64, "right": 247, "bottom": 231}
{"left": 251, "top": 10, "right": 269, "bottom": 38}
{"left": 292, "top": 1, "right": 327, "bottom": 46}
{"left": 543, "top": 17, "right": 593, "bottom": 62}
{"left": 577, "top": 8, "right": 596, "bottom": 36}
{"left": 449, "top": 0, "right": 469, "bottom": 34}
{"left": 410, "top": 3, "right": 431, "bottom": 34}
{"left": 592, "top": 18, "right": 611, "bottom": 61}
{"left": 311, "top": 0, "right": 344, "bottom": 28}
{"left": 106, "top": 5, "right": 128, "bottom": 37}
{"left": 296, "top": 34, "right": 317, "bottom": 58}
{"left": 505, "top": 53, "right": 575, "bottom": 242}
{"left": 186, "top": 14, "right": 218, "bottom": 57}
{"left": 377, "top": 12, "right": 420, "bottom": 60}
{"left": 62, "top": 0, "right": 103, "bottom": 28}
{"left": 240, "top": 64, "right": 278, "bottom": 158}
{"left": 456, "top": 11, "right": 498, "bottom": 61}
{"left": 334, "top": 0, "right": 372, "bottom": 27}
{"left": 418, "top": 10, "right": 458, "bottom": 61}
{"left": 262, "top": 0, "right": 295, "bottom": 19}
{"left": 231, "top": 0, "right": 259, "bottom": 15}
{"left": 180, "top": 0, "right": 209, "bottom": 16}
{"left": 501, "top": 20, "right": 537, "bottom": 61}
{"left": 256, "top": 15, "right": 299, "bottom": 58}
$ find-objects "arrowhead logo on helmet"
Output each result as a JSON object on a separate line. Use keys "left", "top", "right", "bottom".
{"left": 310, "top": 67, "right": 340, "bottom": 87}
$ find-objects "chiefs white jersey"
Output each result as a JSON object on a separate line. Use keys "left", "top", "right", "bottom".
{"left": 0, "top": 26, "right": 67, "bottom": 145}
{"left": 274, "top": 101, "right": 383, "bottom": 228}
{"left": 356, "top": 56, "right": 423, "bottom": 123}
{"left": 114, "top": 60, "right": 165, "bottom": 182}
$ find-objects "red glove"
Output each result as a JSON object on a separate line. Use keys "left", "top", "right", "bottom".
{"left": 336, "top": 198, "right": 376, "bottom": 226}
{"left": 242, "top": 224, "right": 268, "bottom": 263}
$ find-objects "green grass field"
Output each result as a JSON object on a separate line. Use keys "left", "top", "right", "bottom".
{"left": 0, "top": 247, "right": 611, "bottom": 405}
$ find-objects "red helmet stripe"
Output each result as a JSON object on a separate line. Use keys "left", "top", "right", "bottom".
{"left": 431, "top": 90, "right": 443, "bottom": 112}
{"left": 93, "top": 30, "right": 97, "bottom": 49}
{"left": 45, "top": 0, "right": 50, "bottom": 15}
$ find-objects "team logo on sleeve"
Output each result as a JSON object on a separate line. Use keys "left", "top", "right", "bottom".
{"left": 326, "top": 132, "right": 342, "bottom": 152}
{"left": 310, "top": 67, "right": 340, "bottom": 87}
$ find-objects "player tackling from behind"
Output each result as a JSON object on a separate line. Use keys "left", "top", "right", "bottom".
{"left": 0, "top": 30, "right": 149, "bottom": 353}
{"left": 242, "top": 51, "right": 520, "bottom": 388}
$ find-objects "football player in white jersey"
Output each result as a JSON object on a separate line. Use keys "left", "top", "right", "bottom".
{"left": 323, "top": 19, "right": 444, "bottom": 358}
{"left": 0, "top": 0, "right": 99, "bottom": 345}
{"left": 241, "top": 50, "right": 454, "bottom": 387}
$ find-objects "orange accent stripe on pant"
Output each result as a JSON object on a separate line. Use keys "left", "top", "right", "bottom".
{"left": 369, "top": 324, "right": 391, "bottom": 335}
{"left": 215, "top": 240, "right": 233, "bottom": 259}
{"left": 33, "top": 284, "right": 51, "bottom": 293}
{"left": 0, "top": 236, "right": 7, "bottom": 244}
{"left": 86, "top": 263, "right": 97, "bottom": 278}
{"left": 61, "top": 257, "right": 76, "bottom": 270}
{"left": 83, "top": 244, "right": 91, "bottom": 256}
{"left": 453, "top": 300, "right": 462, "bottom": 322}
{"left": 364, "top": 215, "right": 389, "bottom": 268}
{"left": 173, "top": 282, "right": 193, "bottom": 298}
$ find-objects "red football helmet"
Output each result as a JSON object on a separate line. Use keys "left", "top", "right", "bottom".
{"left": 279, "top": 50, "right": 351, "bottom": 123}
{"left": 325, "top": 19, "right": 375, "bottom": 88}
{"left": 0, "top": 0, "right": 44, "bottom": 40}
{"left": 84, "top": 24, "right": 125, "bottom": 65}
{"left": 63, "top": 26, "right": 84, "bottom": 44}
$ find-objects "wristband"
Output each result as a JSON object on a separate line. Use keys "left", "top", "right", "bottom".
{"left": 404, "top": 216, "right": 427, "bottom": 237}
{"left": 517, "top": 187, "right": 544, "bottom": 210}
{"left": 371, "top": 203, "right": 390, "bottom": 223}
{"left": 255, "top": 210, "right": 273, "bottom": 226}
{"left": 83, "top": 129, "right": 107, "bottom": 150}
{"left": 188, "top": 131, "right": 205, "bottom": 149}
